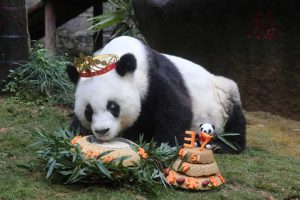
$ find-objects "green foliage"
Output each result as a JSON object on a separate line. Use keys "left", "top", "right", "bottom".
{"left": 215, "top": 132, "right": 240, "bottom": 151}
{"left": 214, "top": 120, "right": 241, "bottom": 152}
{"left": 31, "top": 128, "right": 179, "bottom": 196}
{"left": 89, "top": 0, "right": 144, "bottom": 41}
{"left": 1, "top": 44, "right": 74, "bottom": 106}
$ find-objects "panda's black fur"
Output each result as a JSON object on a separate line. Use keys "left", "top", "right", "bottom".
{"left": 216, "top": 101, "right": 246, "bottom": 153}
{"left": 121, "top": 49, "right": 193, "bottom": 146}
{"left": 67, "top": 37, "right": 246, "bottom": 154}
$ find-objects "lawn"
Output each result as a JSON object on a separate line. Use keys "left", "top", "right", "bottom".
{"left": 0, "top": 96, "right": 299, "bottom": 200}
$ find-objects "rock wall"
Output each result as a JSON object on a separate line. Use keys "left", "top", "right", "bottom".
{"left": 134, "top": 0, "right": 300, "bottom": 120}
{"left": 25, "top": 0, "right": 95, "bottom": 56}
{"left": 56, "top": 7, "right": 94, "bottom": 55}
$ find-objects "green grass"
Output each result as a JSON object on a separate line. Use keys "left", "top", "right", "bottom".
{"left": 1, "top": 44, "right": 74, "bottom": 106}
{"left": 0, "top": 96, "right": 299, "bottom": 200}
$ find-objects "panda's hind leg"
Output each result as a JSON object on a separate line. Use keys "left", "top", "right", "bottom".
{"left": 213, "top": 102, "right": 246, "bottom": 154}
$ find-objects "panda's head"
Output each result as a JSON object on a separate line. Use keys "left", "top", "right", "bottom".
{"left": 67, "top": 53, "right": 142, "bottom": 141}
{"left": 199, "top": 123, "right": 215, "bottom": 135}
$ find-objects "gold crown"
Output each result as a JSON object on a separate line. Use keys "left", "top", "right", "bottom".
{"left": 74, "top": 53, "right": 119, "bottom": 77}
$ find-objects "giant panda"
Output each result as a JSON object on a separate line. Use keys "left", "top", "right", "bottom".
{"left": 67, "top": 36, "right": 246, "bottom": 154}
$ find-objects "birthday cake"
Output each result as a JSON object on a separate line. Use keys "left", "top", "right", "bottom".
{"left": 71, "top": 135, "right": 142, "bottom": 167}
{"left": 165, "top": 130, "right": 225, "bottom": 190}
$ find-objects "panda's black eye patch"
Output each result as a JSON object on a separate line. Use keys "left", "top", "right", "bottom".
{"left": 107, "top": 100, "right": 120, "bottom": 118}
{"left": 208, "top": 130, "right": 211, "bottom": 133}
{"left": 200, "top": 128, "right": 203, "bottom": 131}
{"left": 85, "top": 104, "right": 93, "bottom": 123}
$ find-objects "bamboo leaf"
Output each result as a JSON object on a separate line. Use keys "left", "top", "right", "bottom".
{"left": 98, "top": 150, "right": 114, "bottom": 158}
{"left": 72, "top": 152, "right": 77, "bottom": 163}
{"left": 217, "top": 133, "right": 240, "bottom": 137}
{"left": 216, "top": 135, "right": 238, "bottom": 151}
{"left": 177, "top": 153, "right": 188, "bottom": 170}
{"left": 95, "top": 160, "right": 113, "bottom": 180}
{"left": 79, "top": 168, "right": 88, "bottom": 176}
{"left": 16, "top": 163, "right": 34, "bottom": 170}
{"left": 60, "top": 170, "right": 73, "bottom": 176}
{"left": 66, "top": 166, "right": 81, "bottom": 183}
{"left": 89, "top": 10, "right": 126, "bottom": 32}
{"left": 35, "top": 129, "right": 46, "bottom": 138}
{"left": 46, "top": 159, "right": 56, "bottom": 178}
{"left": 114, "top": 155, "right": 131, "bottom": 167}
{"left": 29, "top": 141, "right": 45, "bottom": 147}
{"left": 83, "top": 160, "right": 95, "bottom": 168}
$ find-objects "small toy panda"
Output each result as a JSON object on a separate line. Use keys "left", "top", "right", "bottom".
{"left": 198, "top": 123, "right": 216, "bottom": 150}
{"left": 67, "top": 36, "right": 246, "bottom": 154}
{"left": 199, "top": 123, "right": 216, "bottom": 135}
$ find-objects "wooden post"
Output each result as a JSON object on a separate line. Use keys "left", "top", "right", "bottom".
{"left": 44, "top": 0, "right": 56, "bottom": 56}
{"left": 93, "top": 1, "right": 103, "bottom": 51}
{"left": 0, "top": 0, "right": 30, "bottom": 82}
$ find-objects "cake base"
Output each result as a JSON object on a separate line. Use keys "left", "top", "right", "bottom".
{"left": 172, "top": 159, "right": 220, "bottom": 177}
{"left": 165, "top": 169, "right": 225, "bottom": 190}
{"left": 71, "top": 135, "right": 140, "bottom": 167}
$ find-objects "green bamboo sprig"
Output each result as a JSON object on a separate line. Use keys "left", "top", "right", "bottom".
{"left": 31, "top": 128, "right": 179, "bottom": 195}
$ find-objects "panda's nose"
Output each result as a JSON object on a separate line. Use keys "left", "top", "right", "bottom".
{"left": 95, "top": 128, "right": 110, "bottom": 135}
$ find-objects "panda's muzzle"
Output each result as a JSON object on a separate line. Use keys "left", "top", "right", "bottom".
{"left": 95, "top": 128, "right": 110, "bottom": 135}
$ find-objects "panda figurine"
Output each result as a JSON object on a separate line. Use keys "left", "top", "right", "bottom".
{"left": 198, "top": 123, "right": 216, "bottom": 150}
{"left": 67, "top": 36, "right": 246, "bottom": 154}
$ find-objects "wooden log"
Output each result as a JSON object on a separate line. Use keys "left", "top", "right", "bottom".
{"left": 0, "top": 0, "right": 30, "bottom": 82}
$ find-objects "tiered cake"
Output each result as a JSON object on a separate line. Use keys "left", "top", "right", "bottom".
{"left": 165, "top": 131, "right": 225, "bottom": 190}
{"left": 71, "top": 135, "right": 142, "bottom": 167}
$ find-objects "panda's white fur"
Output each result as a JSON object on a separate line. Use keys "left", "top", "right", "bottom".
{"left": 74, "top": 72, "right": 141, "bottom": 140}
{"left": 163, "top": 54, "right": 240, "bottom": 132}
{"left": 70, "top": 36, "right": 246, "bottom": 153}
{"left": 74, "top": 37, "right": 150, "bottom": 140}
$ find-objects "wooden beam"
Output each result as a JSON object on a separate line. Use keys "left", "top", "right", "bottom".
{"left": 44, "top": 0, "right": 56, "bottom": 56}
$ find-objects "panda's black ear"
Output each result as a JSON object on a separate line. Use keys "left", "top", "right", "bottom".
{"left": 212, "top": 125, "right": 215, "bottom": 130}
{"left": 116, "top": 53, "right": 137, "bottom": 76}
{"left": 199, "top": 123, "right": 203, "bottom": 128}
{"left": 66, "top": 64, "right": 79, "bottom": 85}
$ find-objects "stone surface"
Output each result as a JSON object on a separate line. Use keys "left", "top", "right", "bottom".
{"left": 25, "top": 0, "right": 103, "bottom": 56}
{"left": 133, "top": 0, "right": 300, "bottom": 120}
{"left": 56, "top": 7, "right": 94, "bottom": 56}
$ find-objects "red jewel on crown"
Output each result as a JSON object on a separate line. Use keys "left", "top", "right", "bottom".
{"left": 74, "top": 54, "right": 119, "bottom": 77}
